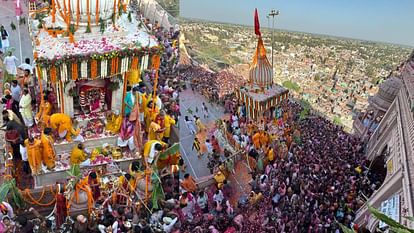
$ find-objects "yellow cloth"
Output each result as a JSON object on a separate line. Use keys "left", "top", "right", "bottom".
{"left": 267, "top": 148, "right": 274, "bottom": 162}
{"left": 164, "top": 115, "right": 176, "bottom": 138}
{"left": 129, "top": 164, "right": 144, "bottom": 178}
{"left": 143, "top": 140, "right": 167, "bottom": 158}
{"left": 259, "top": 132, "right": 269, "bottom": 147}
{"left": 148, "top": 121, "right": 161, "bottom": 141}
{"left": 119, "top": 175, "right": 137, "bottom": 192}
{"left": 105, "top": 113, "right": 122, "bottom": 134}
{"left": 195, "top": 118, "right": 205, "bottom": 133}
{"left": 24, "top": 139, "right": 42, "bottom": 175}
{"left": 214, "top": 173, "right": 226, "bottom": 184}
{"left": 140, "top": 93, "right": 148, "bottom": 113}
{"left": 252, "top": 133, "right": 261, "bottom": 148}
{"left": 70, "top": 146, "right": 87, "bottom": 165}
{"left": 144, "top": 108, "right": 159, "bottom": 132}
{"left": 36, "top": 101, "right": 52, "bottom": 125}
{"left": 40, "top": 133, "right": 56, "bottom": 170}
{"left": 127, "top": 69, "right": 141, "bottom": 86}
{"left": 49, "top": 113, "right": 80, "bottom": 142}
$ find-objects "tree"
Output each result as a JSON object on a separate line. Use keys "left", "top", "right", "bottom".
{"left": 340, "top": 205, "right": 414, "bottom": 233}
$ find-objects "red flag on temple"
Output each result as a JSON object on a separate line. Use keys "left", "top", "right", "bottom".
{"left": 254, "top": 8, "right": 261, "bottom": 37}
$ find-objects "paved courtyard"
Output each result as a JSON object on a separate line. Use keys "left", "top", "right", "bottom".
{"left": 179, "top": 87, "right": 226, "bottom": 179}
{"left": 0, "top": 1, "right": 33, "bottom": 62}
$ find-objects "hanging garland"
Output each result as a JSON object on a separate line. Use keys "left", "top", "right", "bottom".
{"left": 50, "top": 65, "right": 57, "bottom": 83}
{"left": 86, "top": 0, "right": 91, "bottom": 31}
{"left": 36, "top": 46, "right": 163, "bottom": 69}
{"left": 72, "top": 63, "right": 78, "bottom": 80}
{"left": 91, "top": 59, "right": 98, "bottom": 79}
{"left": 95, "top": 0, "right": 99, "bottom": 26}
{"left": 76, "top": 0, "right": 80, "bottom": 30}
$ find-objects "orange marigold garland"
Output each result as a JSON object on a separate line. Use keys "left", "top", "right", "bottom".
{"left": 50, "top": 66, "right": 57, "bottom": 83}
{"left": 86, "top": 0, "right": 91, "bottom": 27}
{"left": 91, "top": 60, "right": 98, "bottom": 79}
{"left": 95, "top": 0, "right": 99, "bottom": 26}
{"left": 76, "top": 0, "right": 80, "bottom": 29}
{"left": 72, "top": 63, "right": 78, "bottom": 80}
{"left": 131, "top": 56, "right": 139, "bottom": 69}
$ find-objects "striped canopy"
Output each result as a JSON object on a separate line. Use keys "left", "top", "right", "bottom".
{"left": 249, "top": 37, "right": 273, "bottom": 87}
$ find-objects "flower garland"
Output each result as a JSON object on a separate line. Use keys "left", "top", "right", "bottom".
{"left": 76, "top": 0, "right": 80, "bottom": 30}
{"left": 50, "top": 65, "right": 57, "bottom": 83}
{"left": 91, "top": 59, "right": 98, "bottom": 79}
{"left": 36, "top": 46, "right": 163, "bottom": 68}
{"left": 72, "top": 63, "right": 78, "bottom": 80}
{"left": 22, "top": 187, "right": 57, "bottom": 207}
{"left": 95, "top": 0, "right": 99, "bottom": 26}
{"left": 112, "top": 0, "right": 117, "bottom": 28}
{"left": 131, "top": 56, "right": 139, "bottom": 70}
{"left": 86, "top": 0, "right": 91, "bottom": 30}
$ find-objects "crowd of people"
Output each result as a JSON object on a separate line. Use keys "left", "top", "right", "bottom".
{"left": 179, "top": 66, "right": 245, "bottom": 107}
{"left": 175, "top": 91, "right": 381, "bottom": 232}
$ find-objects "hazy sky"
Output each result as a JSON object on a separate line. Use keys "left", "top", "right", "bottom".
{"left": 180, "top": 0, "right": 414, "bottom": 47}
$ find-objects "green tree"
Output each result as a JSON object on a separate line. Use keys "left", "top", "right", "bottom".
{"left": 340, "top": 205, "right": 414, "bottom": 233}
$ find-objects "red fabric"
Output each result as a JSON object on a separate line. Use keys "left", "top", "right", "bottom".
{"left": 254, "top": 8, "right": 261, "bottom": 36}
{"left": 88, "top": 178, "right": 101, "bottom": 201}
{"left": 55, "top": 194, "right": 67, "bottom": 228}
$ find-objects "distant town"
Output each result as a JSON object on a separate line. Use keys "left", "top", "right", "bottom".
{"left": 182, "top": 20, "right": 412, "bottom": 130}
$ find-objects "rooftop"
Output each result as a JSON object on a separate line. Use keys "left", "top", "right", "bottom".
{"left": 239, "top": 84, "right": 287, "bottom": 102}
{"left": 29, "top": 8, "right": 159, "bottom": 61}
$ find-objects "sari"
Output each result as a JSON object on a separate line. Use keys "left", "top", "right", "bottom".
{"left": 129, "top": 93, "right": 142, "bottom": 150}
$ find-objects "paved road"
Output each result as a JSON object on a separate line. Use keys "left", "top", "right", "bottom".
{"left": 0, "top": 1, "right": 34, "bottom": 62}
{"left": 179, "top": 86, "right": 226, "bottom": 179}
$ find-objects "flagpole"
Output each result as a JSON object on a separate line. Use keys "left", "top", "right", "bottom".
{"left": 268, "top": 9, "right": 279, "bottom": 70}
{"left": 16, "top": 0, "right": 23, "bottom": 62}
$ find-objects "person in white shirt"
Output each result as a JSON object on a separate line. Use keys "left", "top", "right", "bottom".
{"left": 19, "top": 89, "right": 33, "bottom": 127}
{"left": 184, "top": 116, "right": 196, "bottom": 135}
{"left": 213, "top": 189, "right": 224, "bottom": 204}
{"left": 3, "top": 51, "right": 18, "bottom": 76}
{"left": 205, "top": 139, "right": 213, "bottom": 155}
{"left": 162, "top": 216, "right": 178, "bottom": 233}
{"left": 197, "top": 190, "right": 209, "bottom": 213}
{"left": 18, "top": 58, "right": 33, "bottom": 74}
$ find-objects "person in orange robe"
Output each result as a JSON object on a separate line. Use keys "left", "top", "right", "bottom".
{"left": 267, "top": 145, "right": 275, "bottom": 164}
{"left": 85, "top": 171, "right": 101, "bottom": 201}
{"left": 49, "top": 113, "right": 80, "bottom": 142}
{"left": 252, "top": 131, "right": 261, "bottom": 149}
{"left": 40, "top": 127, "right": 56, "bottom": 170}
{"left": 259, "top": 132, "right": 269, "bottom": 148}
{"left": 24, "top": 137, "right": 42, "bottom": 175}
{"left": 180, "top": 173, "right": 197, "bottom": 193}
{"left": 35, "top": 96, "right": 53, "bottom": 129}
{"left": 153, "top": 111, "right": 166, "bottom": 140}
{"left": 119, "top": 173, "right": 137, "bottom": 193}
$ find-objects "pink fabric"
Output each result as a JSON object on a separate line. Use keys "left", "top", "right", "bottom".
{"left": 5, "top": 99, "right": 12, "bottom": 110}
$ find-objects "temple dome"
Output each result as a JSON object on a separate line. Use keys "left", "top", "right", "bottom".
{"left": 369, "top": 76, "right": 402, "bottom": 111}
{"left": 58, "top": 0, "right": 117, "bottom": 26}
{"left": 249, "top": 37, "right": 273, "bottom": 87}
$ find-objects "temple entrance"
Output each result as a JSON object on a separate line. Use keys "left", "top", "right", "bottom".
{"left": 73, "top": 79, "right": 113, "bottom": 115}
{"left": 367, "top": 147, "right": 388, "bottom": 193}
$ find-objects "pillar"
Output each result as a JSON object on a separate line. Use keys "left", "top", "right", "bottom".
{"left": 63, "top": 89, "right": 74, "bottom": 117}
{"left": 111, "top": 75, "right": 124, "bottom": 114}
